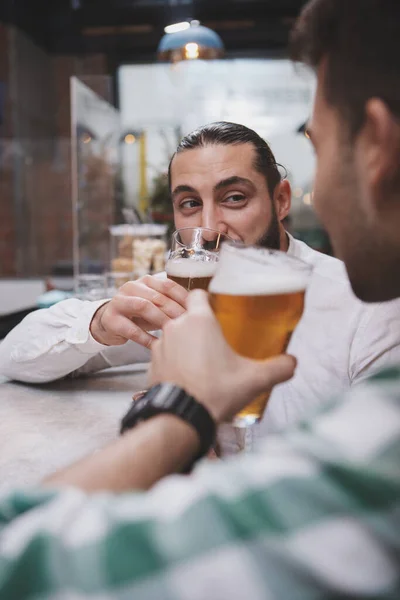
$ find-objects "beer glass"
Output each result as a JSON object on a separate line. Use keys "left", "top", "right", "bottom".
{"left": 166, "top": 227, "right": 231, "bottom": 291}
{"left": 209, "top": 243, "right": 312, "bottom": 434}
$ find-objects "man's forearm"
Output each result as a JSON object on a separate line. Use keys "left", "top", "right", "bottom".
{"left": 45, "top": 415, "right": 200, "bottom": 492}
{"left": 0, "top": 298, "right": 108, "bottom": 383}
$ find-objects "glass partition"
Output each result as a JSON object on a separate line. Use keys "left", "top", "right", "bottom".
{"left": 70, "top": 76, "right": 120, "bottom": 286}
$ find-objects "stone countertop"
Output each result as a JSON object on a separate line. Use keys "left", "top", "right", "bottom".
{"left": 0, "top": 365, "right": 148, "bottom": 493}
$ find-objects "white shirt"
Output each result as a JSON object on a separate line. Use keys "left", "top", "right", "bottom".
{"left": 1, "top": 235, "right": 400, "bottom": 432}
{"left": 262, "top": 235, "right": 400, "bottom": 432}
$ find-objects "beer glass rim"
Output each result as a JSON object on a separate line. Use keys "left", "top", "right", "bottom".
{"left": 221, "top": 241, "right": 312, "bottom": 273}
{"left": 172, "top": 227, "right": 234, "bottom": 248}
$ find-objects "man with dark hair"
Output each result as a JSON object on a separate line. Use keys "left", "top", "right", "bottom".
{"left": 169, "top": 120, "right": 283, "bottom": 209}
{"left": 0, "top": 0, "right": 399, "bottom": 597}
{"left": 290, "top": 0, "right": 400, "bottom": 303}
{"left": 167, "top": 121, "right": 284, "bottom": 250}
{"left": 2, "top": 120, "right": 400, "bottom": 444}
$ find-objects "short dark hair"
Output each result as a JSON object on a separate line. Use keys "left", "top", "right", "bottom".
{"left": 290, "top": 0, "right": 400, "bottom": 137}
{"left": 168, "top": 121, "right": 283, "bottom": 197}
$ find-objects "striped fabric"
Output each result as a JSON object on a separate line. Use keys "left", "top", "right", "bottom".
{"left": 0, "top": 368, "right": 399, "bottom": 599}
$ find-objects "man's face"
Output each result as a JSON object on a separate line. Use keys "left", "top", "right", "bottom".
{"left": 170, "top": 143, "right": 285, "bottom": 249}
{"left": 308, "top": 72, "right": 359, "bottom": 266}
{"left": 310, "top": 65, "right": 400, "bottom": 302}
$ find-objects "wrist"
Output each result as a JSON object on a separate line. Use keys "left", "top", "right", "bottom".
{"left": 196, "top": 397, "right": 224, "bottom": 424}
{"left": 123, "top": 414, "right": 201, "bottom": 484}
{"left": 121, "top": 384, "right": 216, "bottom": 466}
{"left": 183, "top": 388, "right": 225, "bottom": 424}
{"left": 90, "top": 302, "right": 112, "bottom": 345}
{"left": 151, "top": 413, "right": 201, "bottom": 464}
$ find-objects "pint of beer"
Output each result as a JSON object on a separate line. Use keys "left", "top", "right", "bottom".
{"left": 209, "top": 243, "right": 312, "bottom": 426}
{"left": 167, "top": 227, "right": 231, "bottom": 291}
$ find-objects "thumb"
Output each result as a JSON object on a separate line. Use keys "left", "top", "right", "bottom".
{"left": 251, "top": 354, "right": 297, "bottom": 392}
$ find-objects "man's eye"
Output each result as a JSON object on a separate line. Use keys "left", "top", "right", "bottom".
{"left": 224, "top": 194, "right": 246, "bottom": 204}
{"left": 180, "top": 199, "right": 201, "bottom": 209}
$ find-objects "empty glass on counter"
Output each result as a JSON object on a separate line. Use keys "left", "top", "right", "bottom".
{"left": 110, "top": 223, "right": 168, "bottom": 281}
{"left": 75, "top": 274, "right": 107, "bottom": 301}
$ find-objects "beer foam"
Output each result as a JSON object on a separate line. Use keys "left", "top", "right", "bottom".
{"left": 209, "top": 244, "right": 311, "bottom": 296}
{"left": 209, "top": 271, "right": 308, "bottom": 295}
{"left": 166, "top": 258, "right": 218, "bottom": 278}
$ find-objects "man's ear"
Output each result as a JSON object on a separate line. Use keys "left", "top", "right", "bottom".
{"left": 274, "top": 179, "right": 292, "bottom": 221}
{"left": 356, "top": 98, "right": 400, "bottom": 217}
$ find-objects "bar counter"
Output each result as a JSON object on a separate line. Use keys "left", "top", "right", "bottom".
{"left": 0, "top": 365, "right": 148, "bottom": 493}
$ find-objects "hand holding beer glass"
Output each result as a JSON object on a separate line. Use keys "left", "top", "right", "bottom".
{"left": 166, "top": 227, "right": 231, "bottom": 291}
{"left": 129, "top": 228, "right": 231, "bottom": 427}
{"left": 209, "top": 243, "right": 312, "bottom": 445}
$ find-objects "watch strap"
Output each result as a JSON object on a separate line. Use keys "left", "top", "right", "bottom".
{"left": 120, "top": 383, "right": 216, "bottom": 461}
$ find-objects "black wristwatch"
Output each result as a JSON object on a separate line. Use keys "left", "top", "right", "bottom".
{"left": 120, "top": 383, "right": 216, "bottom": 467}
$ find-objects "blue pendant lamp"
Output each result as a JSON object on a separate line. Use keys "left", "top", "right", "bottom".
{"left": 158, "top": 20, "right": 224, "bottom": 63}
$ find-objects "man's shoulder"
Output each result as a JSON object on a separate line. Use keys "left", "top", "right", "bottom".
{"left": 289, "top": 236, "right": 357, "bottom": 310}
{"left": 290, "top": 237, "right": 347, "bottom": 282}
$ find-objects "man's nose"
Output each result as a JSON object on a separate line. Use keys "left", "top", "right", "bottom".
{"left": 201, "top": 210, "right": 229, "bottom": 241}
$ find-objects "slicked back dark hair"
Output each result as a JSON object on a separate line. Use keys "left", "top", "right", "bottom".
{"left": 290, "top": 0, "right": 400, "bottom": 138}
{"left": 168, "top": 121, "right": 282, "bottom": 197}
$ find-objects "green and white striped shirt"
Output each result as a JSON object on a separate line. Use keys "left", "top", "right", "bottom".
{"left": 0, "top": 368, "right": 399, "bottom": 599}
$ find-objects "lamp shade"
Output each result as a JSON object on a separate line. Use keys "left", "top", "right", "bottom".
{"left": 158, "top": 23, "right": 224, "bottom": 62}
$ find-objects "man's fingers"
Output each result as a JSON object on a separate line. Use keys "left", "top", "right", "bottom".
{"left": 112, "top": 315, "right": 158, "bottom": 349}
{"left": 112, "top": 295, "right": 173, "bottom": 330}
{"left": 151, "top": 277, "right": 189, "bottom": 307}
{"left": 117, "top": 288, "right": 186, "bottom": 322}
{"left": 186, "top": 289, "right": 212, "bottom": 314}
{"left": 253, "top": 354, "right": 297, "bottom": 390}
{"left": 127, "top": 275, "right": 189, "bottom": 308}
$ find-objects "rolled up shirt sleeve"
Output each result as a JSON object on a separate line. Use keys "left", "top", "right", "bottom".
{"left": 0, "top": 298, "right": 150, "bottom": 383}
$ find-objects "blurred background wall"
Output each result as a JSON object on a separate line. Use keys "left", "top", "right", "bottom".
{"left": 0, "top": 0, "right": 327, "bottom": 285}
{"left": 119, "top": 59, "right": 315, "bottom": 224}
{"left": 0, "top": 20, "right": 110, "bottom": 277}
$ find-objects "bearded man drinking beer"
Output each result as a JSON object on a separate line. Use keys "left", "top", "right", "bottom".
{"left": 2, "top": 122, "right": 400, "bottom": 436}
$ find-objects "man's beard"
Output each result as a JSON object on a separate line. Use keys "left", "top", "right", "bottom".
{"left": 256, "top": 205, "right": 281, "bottom": 250}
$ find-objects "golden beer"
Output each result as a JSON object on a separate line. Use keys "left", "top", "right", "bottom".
{"left": 209, "top": 244, "right": 311, "bottom": 426}
{"left": 166, "top": 258, "right": 217, "bottom": 291}
{"left": 210, "top": 290, "right": 305, "bottom": 422}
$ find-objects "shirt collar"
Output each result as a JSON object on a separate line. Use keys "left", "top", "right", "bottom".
{"left": 286, "top": 232, "right": 297, "bottom": 258}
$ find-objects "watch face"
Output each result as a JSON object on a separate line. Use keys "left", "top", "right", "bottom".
{"left": 152, "top": 384, "right": 177, "bottom": 408}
